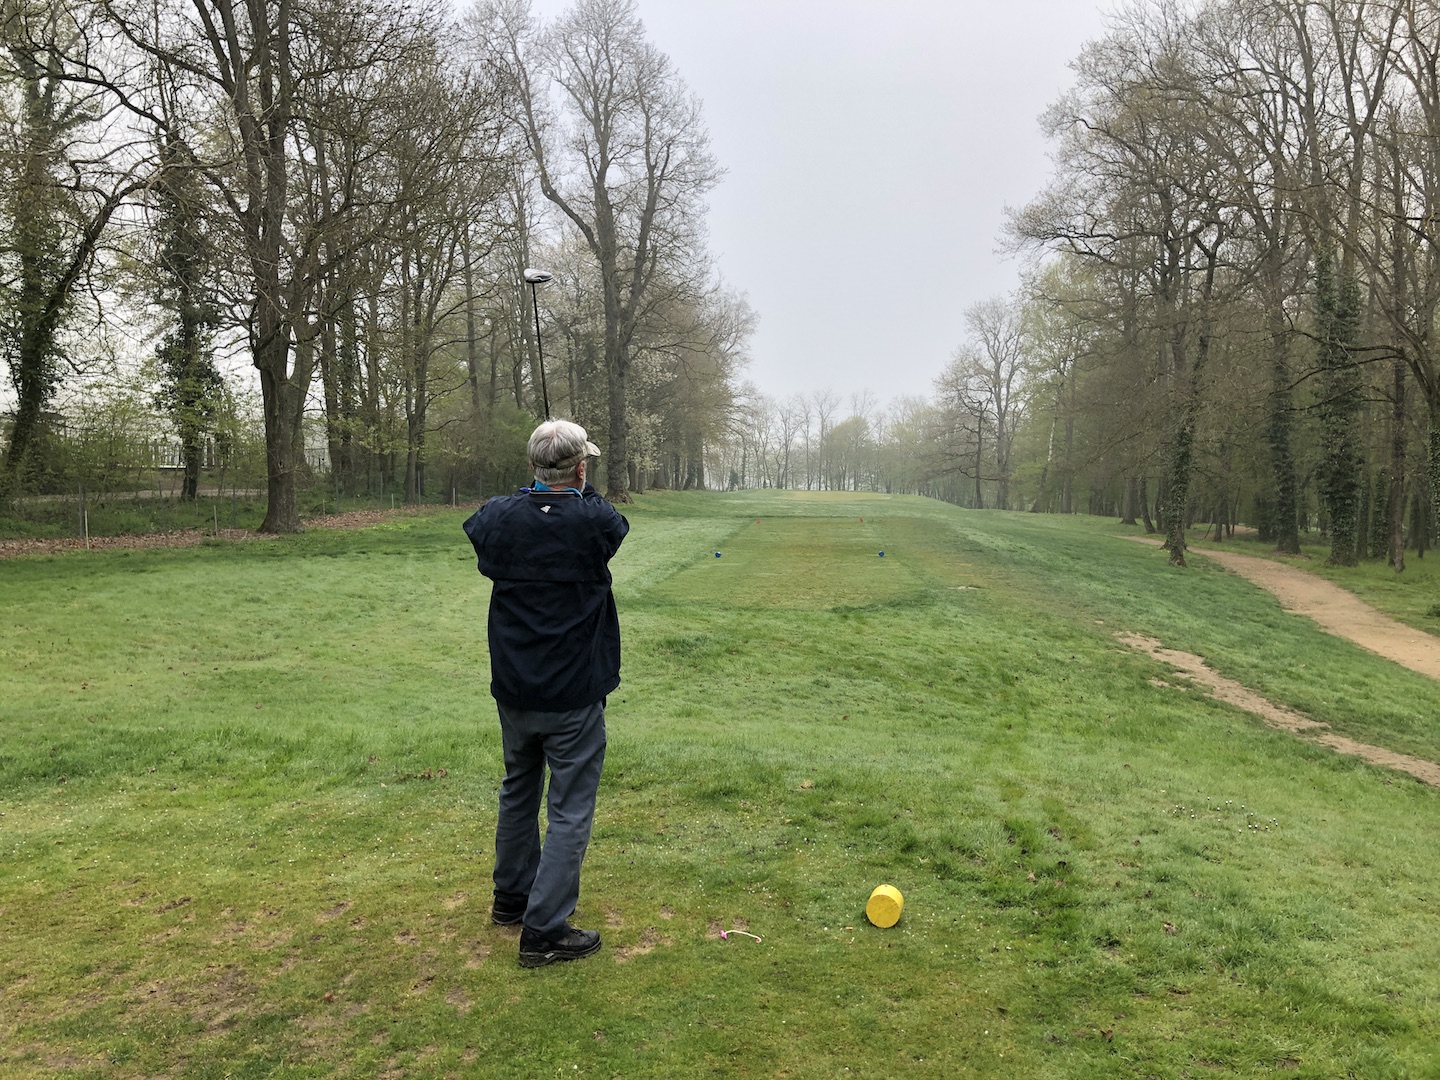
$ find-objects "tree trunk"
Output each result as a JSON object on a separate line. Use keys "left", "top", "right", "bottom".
{"left": 1387, "top": 360, "right": 1406, "bottom": 571}
{"left": 1412, "top": 488, "right": 1431, "bottom": 558}
{"left": 257, "top": 351, "right": 303, "bottom": 534}
{"left": 1315, "top": 253, "right": 1363, "bottom": 567}
{"left": 463, "top": 232, "right": 484, "bottom": 413}
{"left": 605, "top": 345, "right": 633, "bottom": 503}
{"left": 1428, "top": 410, "right": 1440, "bottom": 544}
{"left": 175, "top": 313, "right": 206, "bottom": 501}
{"left": 488, "top": 325, "right": 500, "bottom": 411}
{"left": 973, "top": 426, "right": 984, "bottom": 509}
{"left": 1163, "top": 395, "right": 1199, "bottom": 566}
{"left": 337, "top": 291, "right": 360, "bottom": 494}
{"left": 364, "top": 287, "right": 383, "bottom": 493}
{"left": 2, "top": 338, "right": 48, "bottom": 496}
{"left": 1265, "top": 306, "right": 1301, "bottom": 554}
{"left": 1162, "top": 313, "right": 1206, "bottom": 566}
{"left": 318, "top": 281, "right": 346, "bottom": 495}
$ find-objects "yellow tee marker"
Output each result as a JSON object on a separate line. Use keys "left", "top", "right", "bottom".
{"left": 865, "top": 884, "right": 904, "bottom": 928}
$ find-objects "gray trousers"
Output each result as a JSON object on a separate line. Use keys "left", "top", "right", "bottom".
{"left": 493, "top": 699, "right": 607, "bottom": 938}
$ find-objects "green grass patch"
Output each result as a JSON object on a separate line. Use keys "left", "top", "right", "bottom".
{"left": 2, "top": 492, "right": 1437, "bottom": 1077}
{"left": 0, "top": 488, "right": 453, "bottom": 540}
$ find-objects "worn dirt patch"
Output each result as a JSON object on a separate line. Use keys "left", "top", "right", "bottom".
{"left": 1125, "top": 536, "right": 1440, "bottom": 679}
{"left": 305, "top": 507, "right": 440, "bottom": 530}
{"left": 316, "top": 901, "right": 351, "bottom": 923}
{"left": 613, "top": 927, "right": 667, "bottom": 963}
{"left": 1121, "top": 632, "right": 1440, "bottom": 787}
{"left": 212, "top": 920, "right": 249, "bottom": 944}
{"left": 132, "top": 965, "right": 254, "bottom": 1033}
{"left": 463, "top": 940, "right": 491, "bottom": 969}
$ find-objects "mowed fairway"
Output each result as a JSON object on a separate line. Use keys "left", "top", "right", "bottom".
{"left": 3, "top": 491, "right": 1439, "bottom": 1078}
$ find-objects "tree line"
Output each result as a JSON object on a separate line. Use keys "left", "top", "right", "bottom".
{"left": 725, "top": 0, "right": 1437, "bottom": 575}
{"left": 1007, "top": 0, "right": 1440, "bottom": 570}
{"left": 11, "top": 0, "right": 1436, "bottom": 567}
{"left": 0, "top": 0, "right": 749, "bottom": 530}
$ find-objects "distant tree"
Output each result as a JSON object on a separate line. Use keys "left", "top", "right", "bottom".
{"left": 1359, "top": 9, "right": 1440, "bottom": 555}
{"left": 960, "top": 296, "right": 1028, "bottom": 509}
{"left": 934, "top": 347, "right": 993, "bottom": 509}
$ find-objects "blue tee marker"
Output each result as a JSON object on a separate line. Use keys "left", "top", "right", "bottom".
{"left": 715, "top": 551, "right": 722, "bottom": 558}
{"left": 878, "top": 551, "right": 885, "bottom": 557}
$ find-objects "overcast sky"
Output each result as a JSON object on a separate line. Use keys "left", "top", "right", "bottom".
{"left": 532, "top": 0, "right": 1117, "bottom": 408}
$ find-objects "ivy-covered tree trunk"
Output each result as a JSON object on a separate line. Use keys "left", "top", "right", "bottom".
{"left": 1387, "top": 360, "right": 1407, "bottom": 571}
{"left": 157, "top": 315, "right": 218, "bottom": 502}
{"left": 1355, "top": 469, "right": 1373, "bottom": 561}
{"left": 1429, "top": 413, "right": 1440, "bottom": 537}
{"left": 1264, "top": 307, "right": 1301, "bottom": 554}
{"left": 1, "top": 48, "right": 71, "bottom": 498}
{"left": 1163, "top": 393, "right": 1200, "bottom": 566}
{"left": 1314, "top": 253, "right": 1363, "bottom": 567}
{"left": 1161, "top": 243, "right": 1217, "bottom": 567}
{"left": 153, "top": 130, "right": 221, "bottom": 502}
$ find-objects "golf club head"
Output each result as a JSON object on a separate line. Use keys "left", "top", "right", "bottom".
{"left": 523, "top": 268, "right": 554, "bottom": 285}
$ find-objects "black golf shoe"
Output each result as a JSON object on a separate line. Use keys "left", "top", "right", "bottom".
{"left": 518, "top": 923, "right": 602, "bottom": 968}
{"left": 491, "top": 893, "right": 527, "bottom": 926}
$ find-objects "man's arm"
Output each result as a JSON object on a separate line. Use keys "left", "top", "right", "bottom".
{"left": 581, "top": 483, "right": 629, "bottom": 558}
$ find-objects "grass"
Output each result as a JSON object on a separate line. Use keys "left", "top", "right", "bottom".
{"left": 2, "top": 491, "right": 1438, "bottom": 1077}
{"left": 0, "top": 485, "right": 450, "bottom": 540}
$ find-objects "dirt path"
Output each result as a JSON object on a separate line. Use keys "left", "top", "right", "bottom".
{"left": 1126, "top": 536, "right": 1440, "bottom": 680}
{"left": 1121, "top": 632, "right": 1440, "bottom": 787}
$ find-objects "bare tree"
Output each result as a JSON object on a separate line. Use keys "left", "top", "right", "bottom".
{"left": 961, "top": 296, "right": 1028, "bottom": 508}
{"left": 483, "top": 0, "right": 720, "bottom": 502}
{"left": 104, "top": 0, "right": 451, "bottom": 530}
{"left": 934, "top": 346, "right": 992, "bottom": 508}
{"left": 1014, "top": 2, "right": 1247, "bottom": 563}
{"left": 1358, "top": 4, "right": 1440, "bottom": 540}
{"left": 0, "top": 0, "right": 154, "bottom": 497}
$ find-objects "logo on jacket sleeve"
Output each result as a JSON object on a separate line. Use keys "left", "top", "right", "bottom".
{"left": 541, "top": 505, "right": 552, "bottom": 513}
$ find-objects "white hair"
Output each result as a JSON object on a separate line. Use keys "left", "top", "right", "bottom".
{"left": 529, "top": 420, "right": 590, "bottom": 486}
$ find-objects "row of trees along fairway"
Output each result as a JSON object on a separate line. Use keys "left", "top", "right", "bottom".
{"left": 0, "top": 0, "right": 748, "bottom": 530}
{"left": 722, "top": 0, "right": 1436, "bottom": 578}
{"left": 1012, "top": 0, "right": 1440, "bottom": 569}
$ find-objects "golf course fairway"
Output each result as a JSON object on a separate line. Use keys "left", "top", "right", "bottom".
{"left": 2, "top": 490, "right": 1437, "bottom": 1077}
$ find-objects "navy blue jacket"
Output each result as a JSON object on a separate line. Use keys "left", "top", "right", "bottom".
{"left": 463, "top": 484, "right": 629, "bottom": 711}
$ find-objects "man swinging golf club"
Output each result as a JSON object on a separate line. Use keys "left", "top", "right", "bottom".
{"left": 463, "top": 419, "right": 629, "bottom": 967}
